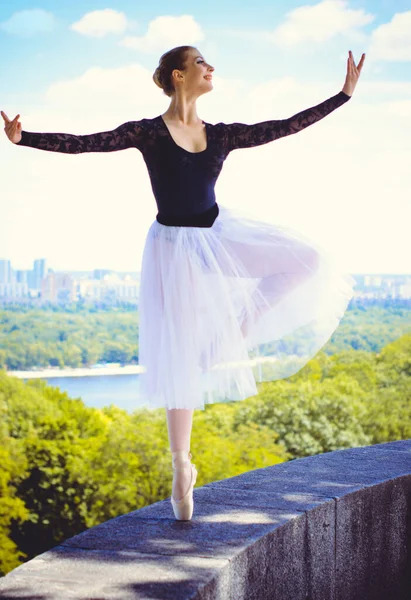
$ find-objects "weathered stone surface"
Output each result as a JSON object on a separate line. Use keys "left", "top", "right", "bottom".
{"left": 0, "top": 547, "right": 228, "bottom": 600}
{"left": 0, "top": 439, "right": 410, "bottom": 599}
{"left": 335, "top": 475, "right": 411, "bottom": 600}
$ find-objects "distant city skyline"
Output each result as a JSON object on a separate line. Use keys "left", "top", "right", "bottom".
{"left": 2, "top": 255, "right": 410, "bottom": 278}
{"left": 1, "top": 1, "right": 411, "bottom": 274}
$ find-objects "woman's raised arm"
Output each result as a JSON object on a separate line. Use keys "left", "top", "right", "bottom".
{"left": 223, "top": 50, "right": 365, "bottom": 152}
{"left": 1, "top": 110, "right": 147, "bottom": 153}
{"left": 223, "top": 90, "right": 351, "bottom": 152}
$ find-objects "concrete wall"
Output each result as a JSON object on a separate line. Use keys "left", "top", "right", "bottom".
{"left": 0, "top": 439, "right": 410, "bottom": 599}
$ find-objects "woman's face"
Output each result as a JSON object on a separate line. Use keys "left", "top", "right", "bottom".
{"left": 173, "top": 48, "right": 214, "bottom": 96}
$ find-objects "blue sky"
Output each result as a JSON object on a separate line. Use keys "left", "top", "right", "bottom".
{"left": 1, "top": 0, "right": 410, "bottom": 274}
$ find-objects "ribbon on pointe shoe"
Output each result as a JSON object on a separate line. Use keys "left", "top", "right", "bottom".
{"left": 171, "top": 450, "right": 195, "bottom": 471}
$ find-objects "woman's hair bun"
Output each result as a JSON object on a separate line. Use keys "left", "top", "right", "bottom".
{"left": 153, "top": 66, "right": 163, "bottom": 90}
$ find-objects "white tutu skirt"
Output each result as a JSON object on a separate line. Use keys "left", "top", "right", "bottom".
{"left": 138, "top": 202, "right": 355, "bottom": 411}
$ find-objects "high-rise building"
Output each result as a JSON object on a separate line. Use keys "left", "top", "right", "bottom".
{"left": 0, "top": 259, "right": 12, "bottom": 284}
{"left": 33, "top": 258, "right": 47, "bottom": 289}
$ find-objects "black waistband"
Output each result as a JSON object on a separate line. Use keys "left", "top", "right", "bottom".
{"left": 156, "top": 202, "right": 219, "bottom": 227}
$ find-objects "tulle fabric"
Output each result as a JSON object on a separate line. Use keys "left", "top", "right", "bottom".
{"left": 138, "top": 202, "right": 355, "bottom": 411}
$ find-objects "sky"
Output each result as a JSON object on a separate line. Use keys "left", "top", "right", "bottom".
{"left": 1, "top": 0, "right": 410, "bottom": 276}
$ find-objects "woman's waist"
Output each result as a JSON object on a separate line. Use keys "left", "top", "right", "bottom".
{"left": 156, "top": 202, "right": 219, "bottom": 227}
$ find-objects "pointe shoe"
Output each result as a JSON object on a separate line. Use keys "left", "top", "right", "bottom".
{"left": 171, "top": 450, "right": 198, "bottom": 521}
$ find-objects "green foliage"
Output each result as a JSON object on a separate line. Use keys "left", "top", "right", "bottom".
{"left": 0, "top": 439, "right": 30, "bottom": 576}
{"left": 232, "top": 376, "right": 371, "bottom": 457}
{"left": 0, "top": 301, "right": 409, "bottom": 371}
{"left": 0, "top": 331, "right": 409, "bottom": 579}
{"left": 0, "top": 309, "right": 140, "bottom": 370}
{"left": 324, "top": 300, "right": 410, "bottom": 353}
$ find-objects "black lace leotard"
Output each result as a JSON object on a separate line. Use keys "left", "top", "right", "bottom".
{"left": 16, "top": 90, "right": 351, "bottom": 227}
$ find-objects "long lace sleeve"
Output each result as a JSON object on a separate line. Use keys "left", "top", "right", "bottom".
{"left": 15, "top": 120, "right": 148, "bottom": 154}
{"left": 223, "top": 90, "right": 351, "bottom": 151}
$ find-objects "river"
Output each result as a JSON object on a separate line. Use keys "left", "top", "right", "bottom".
{"left": 6, "top": 366, "right": 148, "bottom": 414}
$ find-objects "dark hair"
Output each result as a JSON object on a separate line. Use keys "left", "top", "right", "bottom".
{"left": 153, "top": 46, "right": 195, "bottom": 97}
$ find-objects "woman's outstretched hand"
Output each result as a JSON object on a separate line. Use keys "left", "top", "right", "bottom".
{"left": 342, "top": 50, "right": 366, "bottom": 97}
{"left": 1, "top": 110, "right": 22, "bottom": 144}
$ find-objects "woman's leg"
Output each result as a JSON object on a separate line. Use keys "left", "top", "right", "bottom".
{"left": 240, "top": 267, "right": 319, "bottom": 337}
{"left": 166, "top": 408, "right": 194, "bottom": 500}
{"left": 222, "top": 235, "right": 321, "bottom": 338}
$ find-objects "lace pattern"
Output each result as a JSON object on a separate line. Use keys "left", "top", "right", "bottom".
{"left": 17, "top": 121, "right": 148, "bottom": 153}
{"left": 222, "top": 91, "right": 351, "bottom": 151}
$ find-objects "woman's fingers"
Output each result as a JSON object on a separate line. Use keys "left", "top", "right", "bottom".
{"left": 1, "top": 110, "right": 22, "bottom": 142}
{"left": 1, "top": 110, "right": 11, "bottom": 123}
{"left": 1, "top": 111, "right": 20, "bottom": 124}
{"left": 348, "top": 50, "right": 366, "bottom": 71}
{"left": 357, "top": 53, "right": 366, "bottom": 71}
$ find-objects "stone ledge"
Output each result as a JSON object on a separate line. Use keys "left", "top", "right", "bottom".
{"left": 0, "top": 439, "right": 410, "bottom": 599}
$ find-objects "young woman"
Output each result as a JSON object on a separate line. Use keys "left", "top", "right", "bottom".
{"left": 2, "top": 46, "right": 365, "bottom": 521}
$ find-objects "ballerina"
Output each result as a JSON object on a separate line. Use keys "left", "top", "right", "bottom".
{"left": 2, "top": 46, "right": 365, "bottom": 520}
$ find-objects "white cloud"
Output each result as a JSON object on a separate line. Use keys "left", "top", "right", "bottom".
{"left": 43, "top": 64, "right": 160, "bottom": 119}
{"left": 0, "top": 9, "right": 56, "bottom": 37}
{"left": 270, "top": 0, "right": 374, "bottom": 46}
{"left": 368, "top": 11, "right": 411, "bottom": 61}
{"left": 212, "top": 1, "right": 373, "bottom": 47}
{"left": 119, "top": 15, "right": 205, "bottom": 54}
{"left": 70, "top": 9, "right": 128, "bottom": 38}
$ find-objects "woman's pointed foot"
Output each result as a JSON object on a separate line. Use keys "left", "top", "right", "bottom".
{"left": 171, "top": 450, "right": 198, "bottom": 521}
